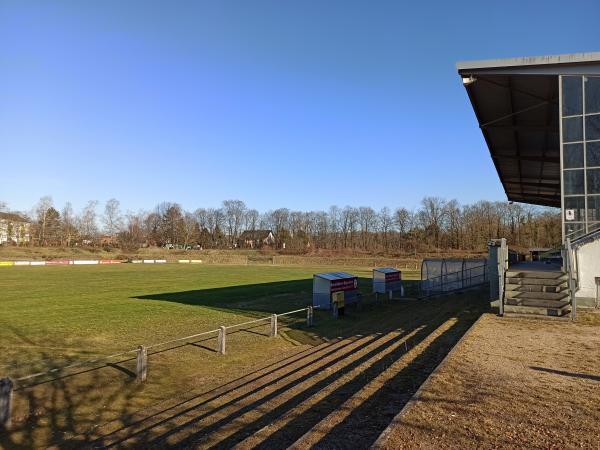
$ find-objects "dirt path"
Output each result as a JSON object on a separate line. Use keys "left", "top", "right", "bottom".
{"left": 374, "top": 312, "right": 600, "bottom": 450}
{"left": 50, "top": 290, "right": 486, "bottom": 449}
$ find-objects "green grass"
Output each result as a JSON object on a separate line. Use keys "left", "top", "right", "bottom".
{"left": 1, "top": 263, "right": 477, "bottom": 449}
{"left": 0, "top": 264, "right": 419, "bottom": 372}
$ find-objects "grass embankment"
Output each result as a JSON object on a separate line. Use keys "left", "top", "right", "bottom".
{"left": 0, "top": 245, "right": 486, "bottom": 268}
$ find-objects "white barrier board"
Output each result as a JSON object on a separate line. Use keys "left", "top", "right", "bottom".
{"left": 14, "top": 261, "right": 30, "bottom": 266}
{"left": 73, "top": 260, "right": 99, "bottom": 265}
{"left": 30, "top": 261, "right": 46, "bottom": 266}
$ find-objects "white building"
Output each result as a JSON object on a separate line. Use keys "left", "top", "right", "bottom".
{"left": 0, "top": 212, "right": 31, "bottom": 245}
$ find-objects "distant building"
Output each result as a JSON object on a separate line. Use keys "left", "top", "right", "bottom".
{"left": 529, "top": 248, "right": 551, "bottom": 261}
{"left": 238, "top": 230, "right": 275, "bottom": 248}
{"left": 0, "top": 212, "right": 31, "bottom": 245}
{"left": 99, "top": 235, "right": 118, "bottom": 246}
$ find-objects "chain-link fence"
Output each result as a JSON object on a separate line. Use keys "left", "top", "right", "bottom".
{"left": 420, "top": 258, "right": 488, "bottom": 297}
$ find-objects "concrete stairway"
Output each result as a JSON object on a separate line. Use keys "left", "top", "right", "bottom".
{"left": 504, "top": 269, "right": 571, "bottom": 317}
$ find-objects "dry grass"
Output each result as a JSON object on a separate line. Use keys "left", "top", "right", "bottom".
{"left": 375, "top": 311, "right": 600, "bottom": 449}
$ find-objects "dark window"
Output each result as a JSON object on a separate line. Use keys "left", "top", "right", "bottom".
{"left": 587, "top": 195, "right": 600, "bottom": 222}
{"left": 565, "top": 196, "right": 586, "bottom": 221}
{"left": 563, "top": 117, "right": 583, "bottom": 142}
{"left": 563, "top": 76, "right": 583, "bottom": 116}
{"left": 586, "top": 115, "right": 600, "bottom": 141}
{"left": 564, "top": 170, "right": 585, "bottom": 195}
{"left": 585, "top": 76, "right": 600, "bottom": 114}
{"left": 587, "top": 141, "right": 600, "bottom": 167}
{"left": 563, "top": 143, "right": 584, "bottom": 168}
{"left": 587, "top": 168, "right": 600, "bottom": 194}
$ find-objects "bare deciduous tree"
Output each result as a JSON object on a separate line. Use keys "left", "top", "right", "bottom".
{"left": 103, "top": 198, "right": 123, "bottom": 237}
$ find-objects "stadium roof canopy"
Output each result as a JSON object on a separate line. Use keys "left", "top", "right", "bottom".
{"left": 457, "top": 52, "right": 600, "bottom": 207}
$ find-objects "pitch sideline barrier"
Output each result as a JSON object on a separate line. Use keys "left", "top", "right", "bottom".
{"left": 0, "top": 261, "right": 14, "bottom": 267}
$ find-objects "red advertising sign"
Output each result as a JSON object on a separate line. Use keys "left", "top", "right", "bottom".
{"left": 46, "top": 259, "right": 71, "bottom": 265}
{"left": 99, "top": 259, "right": 122, "bottom": 264}
{"left": 385, "top": 272, "right": 401, "bottom": 282}
{"left": 330, "top": 277, "right": 358, "bottom": 293}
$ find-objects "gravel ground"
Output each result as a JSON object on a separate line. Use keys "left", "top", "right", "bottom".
{"left": 375, "top": 312, "right": 600, "bottom": 450}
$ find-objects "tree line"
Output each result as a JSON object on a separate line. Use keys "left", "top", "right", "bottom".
{"left": 1, "top": 196, "right": 561, "bottom": 254}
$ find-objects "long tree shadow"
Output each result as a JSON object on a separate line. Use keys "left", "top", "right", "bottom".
{"left": 132, "top": 277, "right": 422, "bottom": 318}
{"left": 208, "top": 293, "right": 487, "bottom": 450}
{"left": 1, "top": 281, "right": 480, "bottom": 450}
{"left": 98, "top": 289, "right": 488, "bottom": 449}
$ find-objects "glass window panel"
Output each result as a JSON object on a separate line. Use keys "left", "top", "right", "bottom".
{"left": 564, "top": 196, "right": 586, "bottom": 221}
{"left": 587, "top": 196, "right": 600, "bottom": 222}
{"left": 563, "top": 116, "right": 583, "bottom": 142}
{"left": 563, "top": 143, "right": 584, "bottom": 168}
{"left": 563, "top": 170, "right": 585, "bottom": 195}
{"left": 563, "top": 76, "right": 583, "bottom": 116}
{"left": 585, "top": 115, "right": 600, "bottom": 141}
{"left": 587, "top": 141, "right": 600, "bottom": 167}
{"left": 587, "top": 169, "right": 600, "bottom": 194}
{"left": 585, "top": 76, "right": 600, "bottom": 114}
{"left": 565, "top": 222, "right": 585, "bottom": 240}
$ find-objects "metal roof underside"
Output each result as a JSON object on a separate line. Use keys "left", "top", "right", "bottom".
{"left": 457, "top": 52, "right": 600, "bottom": 208}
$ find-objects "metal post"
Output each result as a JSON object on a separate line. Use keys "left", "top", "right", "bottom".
{"left": 306, "top": 306, "right": 314, "bottom": 326}
{"left": 375, "top": 292, "right": 379, "bottom": 303}
{"left": 566, "top": 238, "right": 577, "bottom": 321}
{"left": 0, "top": 378, "right": 13, "bottom": 429}
{"left": 270, "top": 314, "right": 278, "bottom": 337}
{"left": 388, "top": 290, "right": 393, "bottom": 300}
{"left": 332, "top": 302, "right": 339, "bottom": 319}
{"left": 217, "top": 326, "right": 226, "bottom": 354}
{"left": 136, "top": 345, "right": 147, "bottom": 382}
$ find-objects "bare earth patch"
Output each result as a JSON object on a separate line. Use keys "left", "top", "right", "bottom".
{"left": 375, "top": 312, "right": 600, "bottom": 449}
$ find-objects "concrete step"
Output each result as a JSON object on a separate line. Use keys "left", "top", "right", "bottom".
{"left": 505, "top": 270, "right": 565, "bottom": 280}
{"left": 505, "top": 298, "right": 570, "bottom": 308}
{"left": 505, "top": 290, "right": 569, "bottom": 301}
{"left": 504, "top": 303, "right": 571, "bottom": 317}
{"left": 505, "top": 284, "right": 567, "bottom": 293}
{"left": 506, "top": 277, "right": 567, "bottom": 286}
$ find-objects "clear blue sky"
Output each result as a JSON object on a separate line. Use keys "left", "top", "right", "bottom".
{"left": 2, "top": 1, "right": 599, "bottom": 214}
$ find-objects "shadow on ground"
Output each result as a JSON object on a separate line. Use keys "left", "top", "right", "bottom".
{"left": 0, "top": 282, "right": 487, "bottom": 450}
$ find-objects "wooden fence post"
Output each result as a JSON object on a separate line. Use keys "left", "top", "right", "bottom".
{"left": 136, "top": 345, "right": 147, "bottom": 382}
{"left": 270, "top": 314, "right": 278, "bottom": 337}
{"left": 217, "top": 326, "right": 226, "bottom": 355}
{"left": 0, "top": 377, "right": 13, "bottom": 429}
